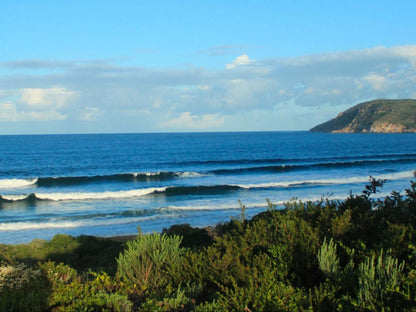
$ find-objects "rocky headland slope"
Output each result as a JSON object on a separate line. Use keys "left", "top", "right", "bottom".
{"left": 310, "top": 99, "right": 416, "bottom": 133}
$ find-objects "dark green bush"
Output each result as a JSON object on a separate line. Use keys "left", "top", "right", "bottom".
{"left": 40, "top": 261, "right": 132, "bottom": 312}
{"left": 0, "top": 263, "right": 50, "bottom": 312}
{"left": 162, "top": 223, "right": 213, "bottom": 249}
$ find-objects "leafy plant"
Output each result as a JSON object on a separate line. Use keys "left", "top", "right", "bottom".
{"left": 116, "top": 233, "right": 184, "bottom": 297}
{"left": 0, "top": 263, "right": 49, "bottom": 312}
{"left": 317, "top": 238, "right": 340, "bottom": 282}
{"left": 356, "top": 249, "right": 405, "bottom": 310}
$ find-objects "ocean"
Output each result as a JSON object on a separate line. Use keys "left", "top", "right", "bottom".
{"left": 1, "top": 132, "right": 416, "bottom": 244}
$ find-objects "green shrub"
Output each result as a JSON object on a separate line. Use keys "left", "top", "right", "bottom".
{"left": 1, "top": 234, "right": 125, "bottom": 275}
{"left": 216, "top": 268, "right": 310, "bottom": 312}
{"left": 116, "top": 233, "right": 184, "bottom": 297}
{"left": 100, "top": 293, "right": 133, "bottom": 312}
{"left": 193, "top": 300, "right": 221, "bottom": 312}
{"left": 317, "top": 238, "right": 340, "bottom": 282}
{"left": 0, "top": 245, "right": 15, "bottom": 265}
{"left": 40, "top": 261, "right": 78, "bottom": 285}
{"left": 41, "top": 261, "right": 132, "bottom": 312}
{"left": 315, "top": 238, "right": 356, "bottom": 309}
{"left": 316, "top": 238, "right": 411, "bottom": 310}
{"left": 356, "top": 249, "right": 406, "bottom": 310}
{"left": 140, "top": 286, "right": 192, "bottom": 312}
{"left": 162, "top": 223, "right": 213, "bottom": 249}
{"left": 272, "top": 209, "right": 321, "bottom": 287}
{"left": 0, "top": 263, "right": 50, "bottom": 312}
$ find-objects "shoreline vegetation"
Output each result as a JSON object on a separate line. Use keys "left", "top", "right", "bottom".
{"left": 2, "top": 176, "right": 416, "bottom": 311}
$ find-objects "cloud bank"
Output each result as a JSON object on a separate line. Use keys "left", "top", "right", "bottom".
{"left": 1, "top": 45, "right": 415, "bottom": 133}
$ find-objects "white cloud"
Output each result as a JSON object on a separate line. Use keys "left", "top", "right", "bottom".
{"left": 226, "top": 54, "right": 255, "bottom": 69}
{"left": 1, "top": 45, "right": 416, "bottom": 132}
{"left": 160, "top": 112, "right": 224, "bottom": 130}
{"left": 0, "top": 103, "right": 18, "bottom": 121}
{"left": 80, "top": 107, "right": 99, "bottom": 121}
{"left": 0, "top": 87, "right": 73, "bottom": 123}
{"left": 27, "top": 110, "right": 67, "bottom": 121}
{"left": 0, "top": 102, "right": 66, "bottom": 121}
{"left": 389, "top": 45, "right": 416, "bottom": 63}
{"left": 362, "top": 74, "right": 387, "bottom": 91}
{"left": 20, "top": 87, "right": 75, "bottom": 108}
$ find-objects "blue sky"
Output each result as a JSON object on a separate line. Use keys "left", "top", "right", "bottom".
{"left": 1, "top": 1, "right": 415, "bottom": 134}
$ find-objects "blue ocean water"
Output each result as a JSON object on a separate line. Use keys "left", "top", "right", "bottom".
{"left": 1, "top": 132, "right": 416, "bottom": 244}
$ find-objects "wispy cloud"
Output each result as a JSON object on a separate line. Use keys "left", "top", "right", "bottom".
{"left": 133, "top": 49, "right": 158, "bottom": 54}
{"left": 160, "top": 112, "right": 224, "bottom": 130}
{"left": 0, "top": 102, "right": 66, "bottom": 122}
{"left": 2, "top": 60, "right": 69, "bottom": 69}
{"left": 1, "top": 58, "right": 125, "bottom": 70}
{"left": 1, "top": 45, "right": 415, "bottom": 133}
{"left": 197, "top": 45, "right": 259, "bottom": 56}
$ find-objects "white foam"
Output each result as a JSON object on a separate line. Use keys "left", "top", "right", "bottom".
{"left": 178, "top": 172, "right": 207, "bottom": 178}
{"left": 142, "top": 172, "right": 161, "bottom": 177}
{"left": 35, "top": 187, "right": 166, "bottom": 201}
{"left": 162, "top": 199, "right": 304, "bottom": 211}
{"left": 375, "top": 170, "right": 415, "bottom": 181}
{"left": 234, "top": 179, "right": 360, "bottom": 189}
{"left": 235, "top": 170, "right": 416, "bottom": 189}
{"left": 1, "top": 194, "right": 31, "bottom": 201}
{"left": 162, "top": 203, "right": 241, "bottom": 211}
{"left": 0, "top": 178, "right": 38, "bottom": 189}
{"left": 0, "top": 214, "right": 167, "bottom": 231}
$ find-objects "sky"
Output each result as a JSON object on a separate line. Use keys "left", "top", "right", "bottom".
{"left": 0, "top": 1, "right": 416, "bottom": 134}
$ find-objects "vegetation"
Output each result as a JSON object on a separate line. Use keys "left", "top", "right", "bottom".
{"left": 310, "top": 99, "right": 416, "bottom": 133}
{"left": 2, "top": 176, "right": 416, "bottom": 311}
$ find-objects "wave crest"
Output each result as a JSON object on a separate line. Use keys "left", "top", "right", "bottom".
{"left": 0, "top": 178, "right": 38, "bottom": 189}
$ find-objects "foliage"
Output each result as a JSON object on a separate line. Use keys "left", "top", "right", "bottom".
{"left": 317, "top": 237, "right": 341, "bottom": 282}
{"left": 356, "top": 249, "right": 405, "bottom": 310}
{"left": 0, "top": 263, "right": 50, "bottom": 312}
{"left": 139, "top": 286, "right": 193, "bottom": 312}
{"left": 40, "top": 261, "right": 132, "bottom": 312}
{"left": 0, "top": 234, "right": 126, "bottom": 274}
{"left": 116, "top": 233, "right": 184, "bottom": 298}
{"left": 162, "top": 224, "right": 213, "bottom": 250}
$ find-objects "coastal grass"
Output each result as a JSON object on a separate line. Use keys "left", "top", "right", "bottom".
{"left": 1, "top": 177, "right": 416, "bottom": 311}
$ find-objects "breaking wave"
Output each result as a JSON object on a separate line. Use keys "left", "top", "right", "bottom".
{"left": 0, "top": 178, "right": 38, "bottom": 189}
{"left": 1, "top": 170, "right": 413, "bottom": 206}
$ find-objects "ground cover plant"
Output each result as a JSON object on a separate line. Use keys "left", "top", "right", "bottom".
{"left": 1, "top": 176, "right": 416, "bottom": 311}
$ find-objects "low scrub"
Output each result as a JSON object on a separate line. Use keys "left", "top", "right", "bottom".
{"left": 0, "top": 263, "right": 49, "bottom": 312}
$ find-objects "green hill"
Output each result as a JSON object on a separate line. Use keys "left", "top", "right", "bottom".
{"left": 310, "top": 99, "right": 416, "bottom": 133}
